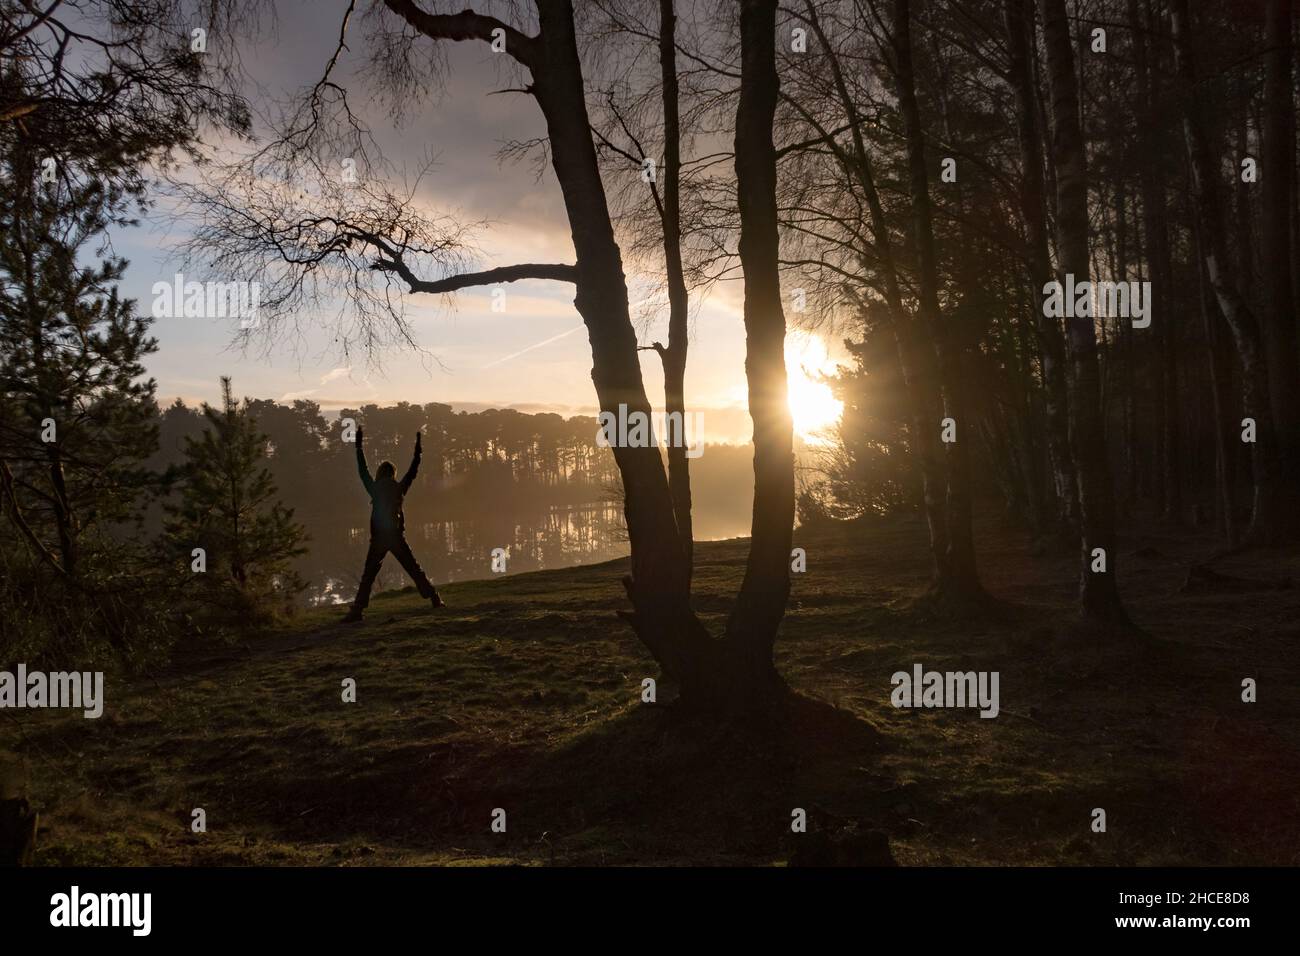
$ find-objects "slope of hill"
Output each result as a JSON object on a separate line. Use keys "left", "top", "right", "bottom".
{"left": 5, "top": 514, "right": 1299, "bottom": 866}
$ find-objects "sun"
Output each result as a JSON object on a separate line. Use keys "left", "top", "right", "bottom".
{"left": 785, "top": 332, "right": 843, "bottom": 443}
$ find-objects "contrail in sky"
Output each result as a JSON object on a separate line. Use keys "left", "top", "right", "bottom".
{"left": 481, "top": 323, "right": 586, "bottom": 369}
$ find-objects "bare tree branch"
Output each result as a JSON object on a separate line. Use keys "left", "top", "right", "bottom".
{"left": 371, "top": 259, "right": 577, "bottom": 293}
{"left": 379, "top": 0, "right": 540, "bottom": 68}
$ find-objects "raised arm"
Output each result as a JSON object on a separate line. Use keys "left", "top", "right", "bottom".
{"left": 355, "top": 425, "right": 374, "bottom": 494}
{"left": 400, "top": 431, "right": 422, "bottom": 492}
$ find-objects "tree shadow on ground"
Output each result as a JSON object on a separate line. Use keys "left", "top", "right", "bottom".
{"left": 207, "top": 690, "right": 896, "bottom": 865}
{"left": 500, "top": 692, "right": 896, "bottom": 864}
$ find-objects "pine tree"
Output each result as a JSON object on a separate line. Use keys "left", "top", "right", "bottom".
{"left": 165, "top": 378, "right": 308, "bottom": 629}
{"left": 1, "top": 0, "right": 251, "bottom": 665}
{"left": 0, "top": 167, "right": 167, "bottom": 663}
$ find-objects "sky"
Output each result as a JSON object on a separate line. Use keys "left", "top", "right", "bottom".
{"left": 110, "top": 0, "right": 844, "bottom": 446}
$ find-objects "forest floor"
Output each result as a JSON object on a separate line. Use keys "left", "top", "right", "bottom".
{"left": 6, "top": 510, "right": 1300, "bottom": 866}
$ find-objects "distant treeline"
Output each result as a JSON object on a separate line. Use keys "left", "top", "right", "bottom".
{"left": 145, "top": 399, "right": 758, "bottom": 596}
{"left": 148, "top": 399, "right": 754, "bottom": 531}
{"left": 149, "top": 400, "right": 624, "bottom": 531}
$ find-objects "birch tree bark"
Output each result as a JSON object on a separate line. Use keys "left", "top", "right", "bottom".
{"left": 1036, "top": 0, "right": 1131, "bottom": 623}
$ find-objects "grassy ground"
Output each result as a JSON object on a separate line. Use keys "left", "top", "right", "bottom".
{"left": 4, "top": 512, "right": 1299, "bottom": 866}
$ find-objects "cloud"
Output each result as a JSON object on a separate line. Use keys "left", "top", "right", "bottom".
{"left": 279, "top": 366, "right": 369, "bottom": 402}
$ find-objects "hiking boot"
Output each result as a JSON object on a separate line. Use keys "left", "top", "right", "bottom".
{"left": 342, "top": 606, "right": 364, "bottom": 623}
{"left": 430, "top": 594, "right": 447, "bottom": 610}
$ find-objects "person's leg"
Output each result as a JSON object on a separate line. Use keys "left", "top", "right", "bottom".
{"left": 347, "top": 539, "right": 388, "bottom": 618}
{"left": 390, "top": 536, "right": 440, "bottom": 602}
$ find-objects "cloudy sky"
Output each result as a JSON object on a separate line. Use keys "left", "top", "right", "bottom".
{"left": 112, "top": 0, "right": 843, "bottom": 445}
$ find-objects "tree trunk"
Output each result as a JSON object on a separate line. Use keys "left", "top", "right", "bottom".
{"left": 1263, "top": 0, "right": 1299, "bottom": 518}
{"left": 895, "top": 0, "right": 984, "bottom": 600}
{"left": 1171, "top": 0, "right": 1283, "bottom": 544}
{"left": 1128, "top": 0, "right": 1181, "bottom": 524}
{"left": 657, "top": 0, "right": 694, "bottom": 581}
{"left": 44, "top": 445, "right": 77, "bottom": 575}
{"left": 382, "top": 0, "right": 800, "bottom": 708}
{"left": 526, "top": 1, "right": 710, "bottom": 688}
{"left": 724, "top": 0, "right": 795, "bottom": 706}
{"left": 1005, "top": 0, "right": 1078, "bottom": 538}
{"left": 1196, "top": 223, "right": 1239, "bottom": 542}
{"left": 1036, "top": 0, "right": 1131, "bottom": 624}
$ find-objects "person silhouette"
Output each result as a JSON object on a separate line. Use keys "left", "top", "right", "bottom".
{"left": 343, "top": 426, "right": 445, "bottom": 622}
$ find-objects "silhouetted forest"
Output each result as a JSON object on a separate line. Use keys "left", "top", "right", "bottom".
{"left": 4, "top": 0, "right": 1300, "bottom": 879}
{"left": 4, "top": 0, "right": 1299, "bottom": 685}
{"left": 798, "top": 0, "right": 1299, "bottom": 561}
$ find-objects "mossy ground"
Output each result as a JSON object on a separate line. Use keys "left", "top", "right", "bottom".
{"left": 5, "top": 512, "right": 1299, "bottom": 865}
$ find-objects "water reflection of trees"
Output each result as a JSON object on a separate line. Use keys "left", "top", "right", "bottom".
{"left": 305, "top": 503, "right": 628, "bottom": 605}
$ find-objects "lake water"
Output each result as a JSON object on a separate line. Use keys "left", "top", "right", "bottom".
{"left": 301, "top": 501, "right": 631, "bottom": 605}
